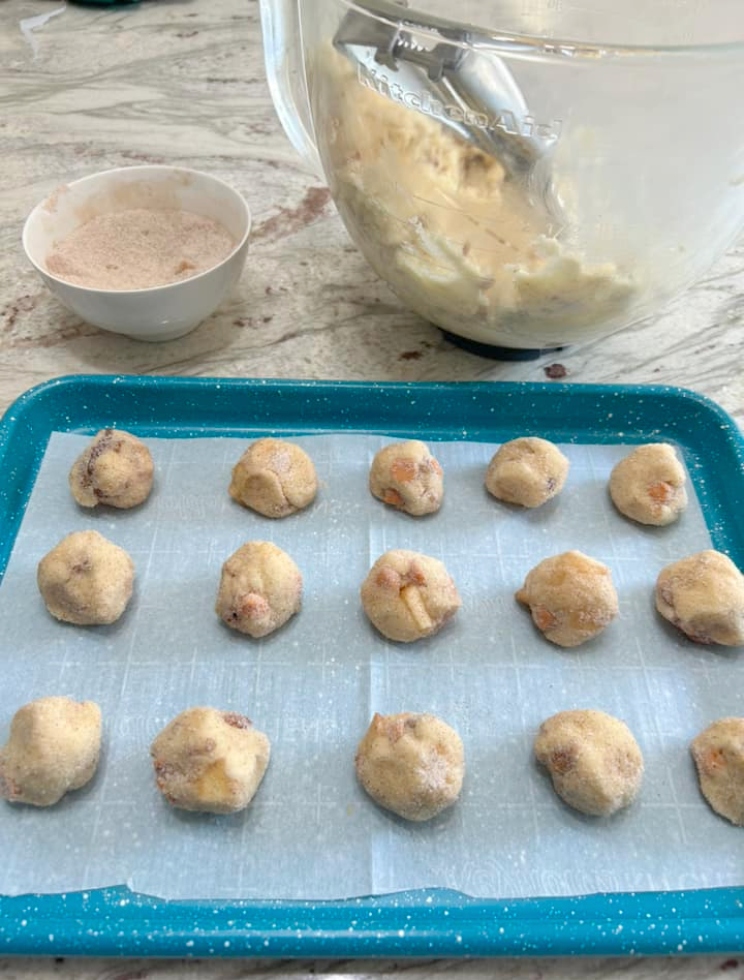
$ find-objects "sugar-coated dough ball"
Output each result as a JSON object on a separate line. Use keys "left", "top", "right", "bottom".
{"left": 534, "top": 709, "right": 644, "bottom": 817}
{"left": 691, "top": 718, "right": 744, "bottom": 825}
{"left": 37, "top": 530, "right": 135, "bottom": 626}
{"left": 516, "top": 550, "right": 618, "bottom": 648}
{"left": 0, "top": 696, "right": 102, "bottom": 807}
{"left": 485, "top": 436, "right": 569, "bottom": 508}
{"left": 609, "top": 443, "right": 687, "bottom": 526}
{"left": 655, "top": 550, "right": 744, "bottom": 646}
{"left": 215, "top": 541, "right": 302, "bottom": 637}
{"left": 69, "top": 428, "right": 154, "bottom": 509}
{"left": 360, "top": 549, "right": 461, "bottom": 642}
{"left": 151, "top": 706, "right": 270, "bottom": 814}
{"left": 229, "top": 438, "right": 318, "bottom": 518}
{"left": 355, "top": 711, "right": 464, "bottom": 821}
{"left": 369, "top": 440, "right": 443, "bottom": 516}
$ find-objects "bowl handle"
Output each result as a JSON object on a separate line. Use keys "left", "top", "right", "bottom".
{"left": 259, "top": 0, "right": 324, "bottom": 177}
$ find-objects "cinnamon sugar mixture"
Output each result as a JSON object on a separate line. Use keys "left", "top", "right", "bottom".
{"left": 45, "top": 208, "right": 235, "bottom": 290}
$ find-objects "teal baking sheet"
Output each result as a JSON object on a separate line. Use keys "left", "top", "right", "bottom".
{"left": 0, "top": 375, "right": 743, "bottom": 957}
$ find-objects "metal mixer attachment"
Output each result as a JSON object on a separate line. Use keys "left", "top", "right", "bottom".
{"left": 333, "top": 0, "right": 548, "bottom": 180}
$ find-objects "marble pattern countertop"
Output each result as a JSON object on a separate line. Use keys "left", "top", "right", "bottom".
{"left": 1, "top": 0, "right": 743, "bottom": 977}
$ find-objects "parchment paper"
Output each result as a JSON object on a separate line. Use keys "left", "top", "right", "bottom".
{"left": 0, "top": 432, "right": 740, "bottom": 901}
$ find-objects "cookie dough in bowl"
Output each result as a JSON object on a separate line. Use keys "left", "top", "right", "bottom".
{"left": 360, "top": 549, "right": 461, "bottom": 642}
{"left": 229, "top": 437, "right": 318, "bottom": 518}
{"left": 215, "top": 541, "right": 302, "bottom": 638}
{"left": 0, "top": 696, "right": 102, "bottom": 807}
{"left": 516, "top": 550, "right": 619, "bottom": 648}
{"left": 655, "top": 550, "right": 744, "bottom": 646}
{"left": 151, "top": 706, "right": 270, "bottom": 814}
{"left": 609, "top": 443, "right": 687, "bottom": 526}
{"left": 69, "top": 428, "right": 154, "bottom": 509}
{"left": 37, "top": 529, "right": 135, "bottom": 626}
{"left": 313, "top": 44, "right": 636, "bottom": 351}
{"left": 369, "top": 439, "right": 444, "bottom": 516}
{"left": 485, "top": 436, "right": 569, "bottom": 509}
{"left": 534, "top": 709, "right": 644, "bottom": 817}
{"left": 355, "top": 711, "right": 464, "bottom": 821}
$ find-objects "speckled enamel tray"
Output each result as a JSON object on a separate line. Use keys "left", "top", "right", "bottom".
{"left": 0, "top": 375, "right": 743, "bottom": 958}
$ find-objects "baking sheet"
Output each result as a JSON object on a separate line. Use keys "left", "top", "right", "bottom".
{"left": 0, "top": 428, "right": 740, "bottom": 902}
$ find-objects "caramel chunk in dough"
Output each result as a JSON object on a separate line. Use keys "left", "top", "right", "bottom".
{"left": 691, "top": 718, "right": 744, "bottom": 825}
{"left": 655, "top": 550, "right": 744, "bottom": 646}
{"left": 151, "top": 706, "right": 270, "bottom": 814}
{"left": 516, "top": 550, "right": 618, "bottom": 648}
{"left": 229, "top": 438, "right": 318, "bottom": 518}
{"left": 37, "top": 529, "right": 135, "bottom": 626}
{"left": 534, "top": 709, "right": 644, "bottom": 817}
{"left": 485, "top": 437, "right": 569, "bottom": 508}
{"left": 369, "top": 440, "right": 444, "bottom": 516}
{"left": 215, "top": 540, "right": 302, "bottom": 637}
{"left": 355, "top": 711, "right": 464, "bottom": 821}
{"left": 609, "top": 443, "right": 687, "bottom": 526}
{"left": 0, "top": 696, "right": 102, "bottom": 807}
{"left": 69, "top": 429, "right": 154, "bottom": 509}
{"left": 360, "top": 549, "right": 461, "bottom": 642}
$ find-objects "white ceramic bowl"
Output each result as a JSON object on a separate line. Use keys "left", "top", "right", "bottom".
{"left": 22, "top": 165, "right": 251, "bottom": 342}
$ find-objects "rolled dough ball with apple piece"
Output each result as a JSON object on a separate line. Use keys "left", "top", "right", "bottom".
{"left": 229, "top": 437, "right": 318, "bottom": 518}
{"left": 37, "top": 529, "right": 135, "bottom": 626}
{"left": 69, "top": 428, "right": 154, "bottom": 509}
{"left": 369, "top": 439, "right": 444, "bottom": 516}
{"left": 655, "top": 550, "right": 744, "bottom": 646}
{"left": 516, "top": 550, "right": 618, "bottom": 648}
{"left": 485, "top": 436, "right": 569, "bottom": 508}
{"left": 215, "top": 540, "right": 302, "bottom": 638}
{"left": 534, "top": 709, "right": 643, "bottom": 817}
{"left": 151, "top": 706, "right": 270, "bottom": 814}
{"left": 360, "top": 549, "right": 461, "bottom": 642}
{"left": 609, "top": 443, "right": 687, "bottom": 526}
{"left": 691, "top": 718, "right": 744, "bottom": 826}
{"left": 355, "top": 711, "right": 464, "bottom": 821}
{"left": 0, "top": 696, "right": 102, "bottom": 807}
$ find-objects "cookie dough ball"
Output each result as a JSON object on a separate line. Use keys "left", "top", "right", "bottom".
{"left": 215, "top": 540, "right": 302, "bottom": 638}
{"left": 609, "top": 443, "right": 687, "bottom": 526}
{"left": 37, "top": 530, "right": 135, "bottom": 626}
{"left": 534, "top": 709, "right": 644, "bottom": 817}
{"left": 355, "top": 711, "right": 464, "bottom": 821}
{"left": 69, "top": 428, "right": 154, "bottom": 509}
{"left": 485, "top": 437, "right": 569, "bottom": 508}
{"left": 0, "top": 696, "right": 102, "bottom": 807}
{"left": 516, "top": 550, "right": 619, "bottom": 648}
{"left": 369, "top": 440, "right": 443, "bottom": 516}
{"left": 691, "top": 718, "right": 744, "bottom": 825}
{"left": 655, "top": 550, "right": 744, "bottom": 646}
{"left": 360, "top": 549, "right": 461, "bottom": 642}
{"left": 229, "top": 438, "right": 318, "bottom": 518}
{"left": 151, "top": 706, "right": 270, "bottom": 814}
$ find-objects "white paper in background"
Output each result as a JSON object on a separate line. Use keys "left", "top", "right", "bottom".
{"left": 0, "top": 432, "right": 741, "bottom": 902}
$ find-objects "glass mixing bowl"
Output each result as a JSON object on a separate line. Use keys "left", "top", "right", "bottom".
{"left": 260, "top": 0, "right": 744, "bottom": 353}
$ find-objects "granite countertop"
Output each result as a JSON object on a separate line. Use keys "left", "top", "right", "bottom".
{"left": 1, "top": 0, "right": 743, "bottom": 977}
